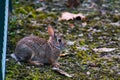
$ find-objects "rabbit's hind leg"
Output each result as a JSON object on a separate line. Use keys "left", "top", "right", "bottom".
{"left": 28, "top": 60, "right": 44, "bottom": 66}
{"left": 52, "top": 62, "right": 60, "bottom": 68}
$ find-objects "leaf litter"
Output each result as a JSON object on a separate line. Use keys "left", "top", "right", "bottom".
{"left": 6, "top": 0, "right": 120, "bottom": 80}
{"left": 58, "top": 12, "right": 85, "bottom": 21}
{"left": 93, "top": 48, "right": 117, "bottom": 52}
{"left": 52, "top": 67, "right": 73, "bottom": 77}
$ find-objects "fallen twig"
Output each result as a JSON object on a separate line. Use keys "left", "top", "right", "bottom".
{"left": 52, "top": 67, "right": 73, "bottom": 77}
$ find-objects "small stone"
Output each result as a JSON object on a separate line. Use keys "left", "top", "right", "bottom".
{"left": 26, "top": 66, "right": 30, "bottom": 69}
{"left": 6, "top": 59, "right": 9, "bottom": 61}
{"left": 78, "top": 34, "right": 83, "bottom": 37}
{"left": 86, "top": 71, "right": 90, "bottom": 75}
{"left": 117, "top": 72, "right": 120, "bottom": 75}
{"left": 67, "top": 41, "right": 75, "bottom": 46}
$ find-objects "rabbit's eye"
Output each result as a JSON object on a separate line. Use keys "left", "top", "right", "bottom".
{"left": 58, "top": 39, "right": 61, "bottom": 43}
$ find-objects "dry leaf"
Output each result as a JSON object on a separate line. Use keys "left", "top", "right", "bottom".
{"left": 93, "top": 48, "right": 116, "bottom": 52}
{"left": 110, "top": 22, "right": 120, "bottom": 26}
{"left": 59, "top": 12, "right": 74, "bottom": 20}
{"left": 59, "top": 12, "right": 85, "bottom": 21}
{"left": 36, "top": 7, "right": 45, "bottom": 12}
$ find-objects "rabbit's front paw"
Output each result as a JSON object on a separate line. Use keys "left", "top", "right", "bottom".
{"left": 52, "top": 62, "right": 60, "bottom": 68}
{"left": 28, "top": 60, "right": 44, "bottom": 66}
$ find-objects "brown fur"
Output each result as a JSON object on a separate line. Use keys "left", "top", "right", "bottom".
{"left": 12, "top": 26, "right": 65, "bottom": 68}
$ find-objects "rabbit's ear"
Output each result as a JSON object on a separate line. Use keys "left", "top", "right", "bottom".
{"left": 48, "top": 25, "right": 54, "bottom": 37}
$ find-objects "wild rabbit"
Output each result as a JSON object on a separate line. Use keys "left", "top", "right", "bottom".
{"left": 11, "top": 25, "right": 66, "bottom": 68}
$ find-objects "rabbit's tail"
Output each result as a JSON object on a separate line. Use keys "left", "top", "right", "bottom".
{"left": 11, "top": 53, "right": 21, "bottom": 65}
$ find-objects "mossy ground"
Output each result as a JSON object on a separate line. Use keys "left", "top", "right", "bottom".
{"left": 6, "top": 0, "right": 120, "bottom": 80}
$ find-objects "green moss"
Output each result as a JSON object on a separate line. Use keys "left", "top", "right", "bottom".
{"left": 6, "top": 0, "right": 120, "bottom": 79}
{"left": 112, "top": 14, "right": 120, "bottom": 22}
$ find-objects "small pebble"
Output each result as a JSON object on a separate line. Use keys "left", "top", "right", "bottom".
{"left": 67, "top": 41, "right": 75, "bottom": 46}
{"left": 86, "top": 71, "right": 90, "bottom": 75}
